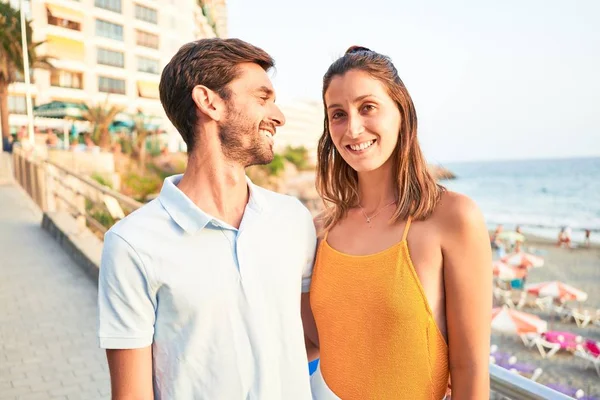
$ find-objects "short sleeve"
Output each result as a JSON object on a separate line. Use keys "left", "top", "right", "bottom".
{"left": 300, "top": 205, "right": 317, "bottom": 293}
{"left": 98, "top": 231, "right": 157, "bottom": 349}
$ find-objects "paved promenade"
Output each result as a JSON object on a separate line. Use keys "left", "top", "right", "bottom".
{"left": 0, "top": 183, "right": 110, "bottom": 400}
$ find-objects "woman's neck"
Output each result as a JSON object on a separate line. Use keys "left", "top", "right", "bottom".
{"left": 356, "top": 161, "right": 397, "bottom": 212}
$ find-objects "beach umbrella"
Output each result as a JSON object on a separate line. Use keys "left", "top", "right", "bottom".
{"left": 525, "top": 281, "right": 588, "bottom": 302}
{"left": 497, "top": 231, "right": 525, "bottom": 243}
{"left": 491, "top": 307, "right": 548, "bottom": 335}
{"left": 502, "top": 252, "right": 544, "bottom": 268}
{"left": 493, "top": 261, "right": 527, "bottom": 281}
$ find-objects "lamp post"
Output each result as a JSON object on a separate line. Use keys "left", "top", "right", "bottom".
{"left": 20, "top": 0, "right": 35, "bottom": 147}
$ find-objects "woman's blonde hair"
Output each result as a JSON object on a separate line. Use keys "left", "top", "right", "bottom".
{"left": 316, "top": 46, "right": 444, "bottom": 231}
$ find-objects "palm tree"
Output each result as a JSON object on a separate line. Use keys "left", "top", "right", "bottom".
{"left": 0, "top": 2, "right": 50, "bottom": 143}
{"left": 82, "top": 98, "right": 125, "bottom": 150}
{"left": 131, "top": 112, "right": 156, "bottom": 170}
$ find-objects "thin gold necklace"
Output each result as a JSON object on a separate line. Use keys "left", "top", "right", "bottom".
{"left": 358, "top": 200, "right": 396, "bottom": 225}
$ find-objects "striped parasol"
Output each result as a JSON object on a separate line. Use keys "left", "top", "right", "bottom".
{"left": 492, "top": 261, "right": 527, "bottom": 281}
{"left": 502, "top": 252, "right": 544, "bottom": 268}
{"left": 525, "top": 281, "right": 588, "bottom": 302}
{"left": 491, "top": 307, "right": 548, "bottom": 335}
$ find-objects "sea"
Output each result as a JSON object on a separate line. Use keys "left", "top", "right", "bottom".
{"left": 440, "top": 157, "right": 600, "bottom": 245}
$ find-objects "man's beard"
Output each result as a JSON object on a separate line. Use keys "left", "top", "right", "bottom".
{"left": 218, "top": 104, "right": 274, "bottom": 167}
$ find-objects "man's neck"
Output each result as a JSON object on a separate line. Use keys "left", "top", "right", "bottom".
{"left": 177, "top": 152, "right": 249, "bottom": 229}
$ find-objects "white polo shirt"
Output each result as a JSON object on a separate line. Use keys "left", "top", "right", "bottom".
{"left": 98, "top": 174, "right": 316, "bottom": 399}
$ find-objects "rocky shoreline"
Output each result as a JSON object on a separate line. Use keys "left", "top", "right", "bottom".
{"left": 270, "top": 163, "right": 456, "bottom": 215}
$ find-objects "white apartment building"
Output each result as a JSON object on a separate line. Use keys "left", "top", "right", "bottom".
{"left": 275, "top": 99, "right": 325, "bottom": 162}
{"left": 6, "top": 0, "right": 227, "bottom": 148}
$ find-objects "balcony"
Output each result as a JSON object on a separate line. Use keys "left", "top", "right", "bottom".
{"left": 45, "top": 5, "right": 84, "bottom": 42}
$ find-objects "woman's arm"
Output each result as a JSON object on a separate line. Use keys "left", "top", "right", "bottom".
{"left": 301, "top": 292, "right": 320, "bottom": 361}
{"left": 440, "top": 192, "right": 493, "bottom": 399}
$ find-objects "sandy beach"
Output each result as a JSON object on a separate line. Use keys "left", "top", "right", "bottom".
{"left": 491, "top": 234, "right": 600, "bottom": 396}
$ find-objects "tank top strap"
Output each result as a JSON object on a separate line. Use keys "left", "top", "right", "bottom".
{"left": 402, "top": 216, "right": 412, "bottom": 242}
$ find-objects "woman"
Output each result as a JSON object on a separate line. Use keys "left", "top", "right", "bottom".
{"left": 305, "top": 46, "right": 492, "bottom": 399}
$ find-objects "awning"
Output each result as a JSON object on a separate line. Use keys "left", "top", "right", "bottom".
{"left": 33, "top": 101, "right": 88, "bottom": 120}
{"left": 46, "top": 4, "right": 83, "bottom": 23}
{"left": 46, "top": 36, "right": 85, "bottom": 62}
{"left": 137, "top": 81, "right": 159, "bottom": 99}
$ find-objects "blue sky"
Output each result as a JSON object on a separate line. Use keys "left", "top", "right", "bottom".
{"left": 227, "top": 0, "right": 600, "bottom": 163}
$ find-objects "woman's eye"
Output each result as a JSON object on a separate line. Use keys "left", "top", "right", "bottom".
{"left": 363, "top": 104, "right": 376, "bottom": 112}
{"left": 331, "top": 112, "right": 344, "bottom": 120}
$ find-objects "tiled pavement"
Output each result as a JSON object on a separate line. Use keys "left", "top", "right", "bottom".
{"left": 0, "top": 183, "right": 110, "bottom": 400}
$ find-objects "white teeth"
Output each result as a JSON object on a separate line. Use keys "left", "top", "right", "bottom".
{"left": 261, "top": 129, "right": 273, "bottom": 139}
{"left": 349, "top": 140, "right": 374, "bottom": 151}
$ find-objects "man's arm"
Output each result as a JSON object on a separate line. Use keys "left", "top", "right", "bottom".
{"left": 106, "top": 348, "right": 154, "bottom": 400}
{"left": 98, "top": 231, "right": 157, "bottom": 399}
{"left": 441, "top": 193, "right": 492, "bottom": 399}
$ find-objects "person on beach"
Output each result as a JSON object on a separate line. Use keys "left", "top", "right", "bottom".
{"left": 584, "top": 229, "right": 591, "bottom": 248}
{"left": 303, "top": 46, "right": 493, "bottom": 399}
{"left": 98, "top": 38, "right": 317, "bottom": 399}
{"left": 557, "top": 226, "right": 572, "bottom": 248}
{"left": 490, "top": 224, "right": 506, "bottom": 256}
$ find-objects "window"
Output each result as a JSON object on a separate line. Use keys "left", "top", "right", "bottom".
{"left": 95, "top": 0, "right": 121, "bottom": 13}
{"left": 50, "top": 70, "right": 83, "bottom": 89}
{"left": 135, "top": 4, "right": 157, "bottom": 24}
{"left": 96, "top": 19, "right": 123, "bottom": 41}
{"left": 136, "top": 30, "right": 159, "bottom": 49}
{"left": 14, "top": 70, "right": 34, "bottom": 83}
{"left": 98, "top": 76, "right": 126, "bottom": 94}
{"left": 8, "top": 96, "right": 34, "bottom": 114}
{"left": 97, "top": 48, "right": 125, "bottom": 68}
{"left": 137, "top": 56, "right": 159, "bottom": 74}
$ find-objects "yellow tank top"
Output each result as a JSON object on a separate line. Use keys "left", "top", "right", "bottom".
{"left": 310, "top": 217, "right": 449, "bottom": 400}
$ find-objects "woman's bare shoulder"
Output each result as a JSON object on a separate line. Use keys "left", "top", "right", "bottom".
{"left": 431, "top": 190, "right": 484, "bottom": 234}
{"left": 313, "top": 211, "right": 329, "bottom": 240}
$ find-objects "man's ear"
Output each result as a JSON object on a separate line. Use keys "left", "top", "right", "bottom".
{"left": 191, "top": 85, "right": 225, "bottom": 122}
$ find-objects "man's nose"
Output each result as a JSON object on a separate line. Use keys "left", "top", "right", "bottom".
{"left": 270, "top": 104, "right": 286, "bottom": 127}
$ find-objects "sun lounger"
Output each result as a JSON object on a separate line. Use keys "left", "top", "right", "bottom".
{"left": 566, "top": 307, "right": 600, "bottom": 328}
{"left": 515, "top": 292, "right": 553, "bottom": 311}
{"left": 533, "top": 336, "right": 561, "bottom": 358}
{"left": 519, "top": 332, "right": 539, "bottom": 349}
{"left": 574, "top": 343, "right": 600, "bottom": 378}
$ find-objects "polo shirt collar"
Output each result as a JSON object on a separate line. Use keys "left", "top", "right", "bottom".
{"left": 158, "top": 174, "right": 266, "bottom": 234}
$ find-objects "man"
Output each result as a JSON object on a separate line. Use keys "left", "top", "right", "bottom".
{"left": 98, "top": 38, "right": 317, "bottom": 399}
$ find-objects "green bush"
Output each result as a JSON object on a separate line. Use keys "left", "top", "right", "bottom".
{"left": 283, "top": 146, "right": 309, "bottom": 170}
{"left": 266, "top": 153, "right": 286, "bottom": 176}
{"left": 91, "top": 173, "right": 113, "bottom": 189}
{"left": 118, "top": 136, "right": 133, "bottom": 155}
{"left": 122, "top": 172, "right": 162, "bottom": 202}
{"left": 92, "top": 210, "right": 116, "bottom": 229}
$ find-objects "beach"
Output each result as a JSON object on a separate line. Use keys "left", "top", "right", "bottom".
{"left": 491, "top": 233, "right": 600, "bottom": 395}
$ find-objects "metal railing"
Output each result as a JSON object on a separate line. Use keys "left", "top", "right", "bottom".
{"left": 490, "top": 364, "right": 572, "bottom": 399}
{"left": 12, "top": 147, "right": 142, "bottom": 238}
{"left": 9, "top": 148, "right": 578, "bottom": 399}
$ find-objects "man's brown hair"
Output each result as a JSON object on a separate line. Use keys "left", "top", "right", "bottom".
{"left": 159, "top": 38, "right": 274, "bottom": 153}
